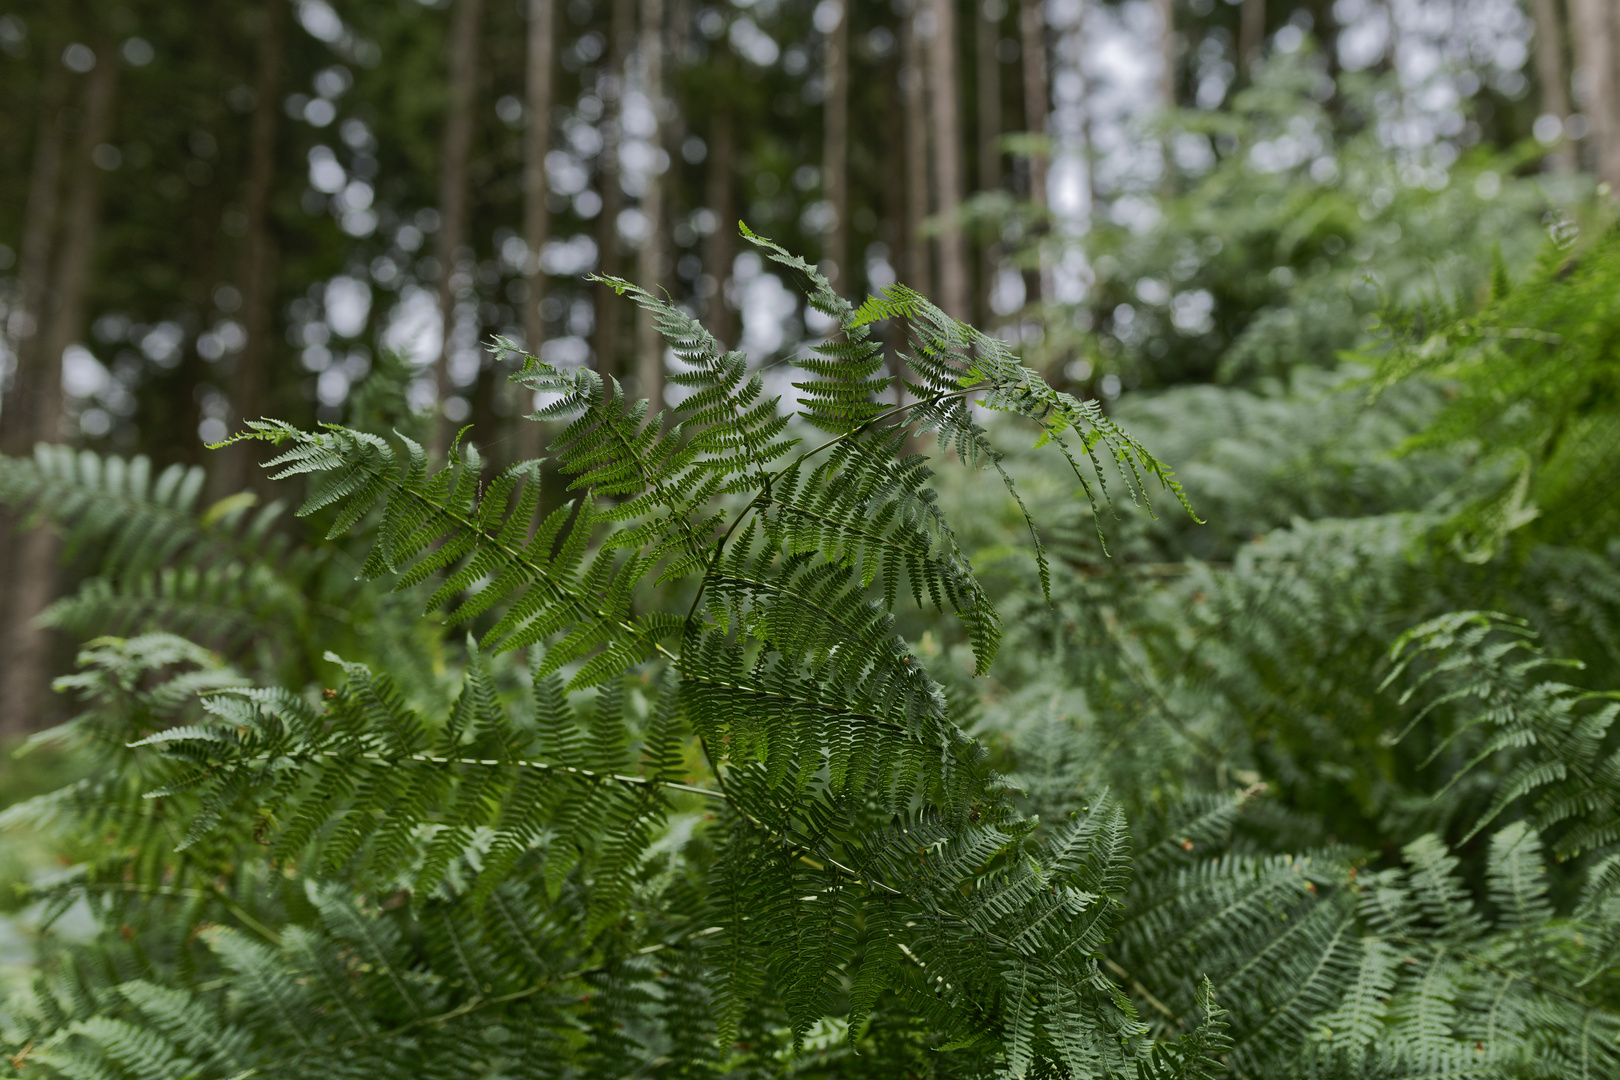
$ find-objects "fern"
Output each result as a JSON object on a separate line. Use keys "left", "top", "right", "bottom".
{"left": 1366, "top": 225, "right": 1620, "bottom": 558}
{"left": 1384, "top": 610, "right": 1620, "bottom": 860}
{"left": 0, "top": 232, "right": 1201, "bottom": 1079}
{"left": 0, "top": 445, "right": 421, "bottom": 691}
{"left": 9, "top": 230, "right": 1619, "bottom": 1080}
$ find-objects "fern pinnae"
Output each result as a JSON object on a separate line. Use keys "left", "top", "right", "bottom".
{"left": 20, "top": 233, "right": 1230, "bottom": 1080}
{"left": 1387, "top": 610, "right": 1620, "bottom": 859}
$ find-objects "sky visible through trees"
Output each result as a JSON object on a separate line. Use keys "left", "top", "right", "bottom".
{"left": 0, "top": 1, "right": 1588, "bottom": 465}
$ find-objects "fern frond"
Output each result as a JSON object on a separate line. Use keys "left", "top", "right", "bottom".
{"left": 1386, "top": 610, "right": 1620, "bottom": 859}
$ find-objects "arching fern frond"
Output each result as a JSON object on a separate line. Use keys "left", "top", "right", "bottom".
{"left": 10, "top": 231, "right": 1209, "bottom": 1080}
{"left": 0, "top": 447, "right": 364, "bottom": 679}
{"left": 1384, "top": 610, "right": 1620, "bottom": 860}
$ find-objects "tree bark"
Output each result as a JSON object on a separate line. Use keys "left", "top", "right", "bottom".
{"left": 1530, "top": 0, "right": 1576, "bottom": 173}
{"left": 1154, "top": 0, "right": 1175, "bottom": 108}
{"left": 1077, "top": 0, "right": 1097, "bottom": 216}
{"left": 635, "top": 0, "right": 666, "bottom": 412}
{"left": 1239, "top": 0, "right": 1264, "bottom": 80}
{"left": 902, "top": 0, "right": 933, "bottom": 297}
{"left": 0, "top": 54, "right": 68, "bottom": 739}
{"left": 1, "top": 71, "right": 68, "bottom": 457}
{"left": 702, "top": 102, "right": 737, "bottom": 345}
{"left": 1, "top": 41, "right": 118, "bottom": 735}
{"left": 1018, "top": 0, "right": 1050, "bottom": 304}
{"left": 977, "top": 0, "right": 1002, "bottom": 196}
{"left": 822, "top": 0, "right": 850, "bottom": 294}
{"left": 1154, "top": 0, "right": 1177, "bottom": 198}
{"left": 1570, "top": 0, "right": 1619, "bottom": 190}
{"left": 220, "top": 0, "right": 288, "bottom": 495}
{"left": 593, "top": 0, "right": 634, "bottom": 384}
{"left": 518, "top": 0, "right": 556, "bottom": 462}
{"left": 431, "top": 0, "right": 487, "bottom": 460}
{"left": 928, "top": 0, "right": 970, "bottom": 321}
{"left": 975, "top": 0, "right": 1002, "bottom": 324}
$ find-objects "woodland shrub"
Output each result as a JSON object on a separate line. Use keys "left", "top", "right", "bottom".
{"left": 1, "top": 228, "right": 1618, "bottom": 1078}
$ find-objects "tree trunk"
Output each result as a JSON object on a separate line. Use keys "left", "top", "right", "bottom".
{"left": 1530, "top": 0, "right": 1575, "bottom": 173}
{"left": 518, "top": 0, "right": 557, "bottom": 462}
{"left": 1077, "top": 0, "right": 1097, "bottom": 216}
{"left": 928, "top": 0, "right": 970, "bottom": 321}
{"left": 1239, "top": 0, "right": 1264, "bottom": 80}
{"left": 977, "top": 0, "right": 1002, "bottom": 197}
{"left": 1154, "top": 0, "right": 1177, "bottom": 197}
{"left": 822, "top": 0, "right": 850, "bottom": 294}
{"left": 0, "top": 41, "right": 118, "bottom": 736}
{"left": 976, "top": 0, "right": 1002, "bottom": 324}
{"left": 902, "top": 0, "right": 933, "bottom": 297}
{"left": 1018, "top": 0, "right": 1050, "bottom": 304}
{"left": 593, "top": 0, "right": 634, "bottom": 384}
{"left": 702, "top": 93, "right": 738, "bottom": 345}
{"left": 1570, "top": 0, "right": 1619, "bottom": 190}
{"left": 1154, "top": 0, "right": 1175, "bottom": 109}
{"left": 1, "top": 72, "right": 68, "bottom": 457}
{"left": 635, "top": 0, "right": 666, "bottom": 412}
{"left": 0, "top": 55, "right": 68, "bottom": 739}
{"left": 220, "top": 0, "right": 287, "bottom": 495}
{"left": 431, "top": 0, "right": 487, "bottom": 460}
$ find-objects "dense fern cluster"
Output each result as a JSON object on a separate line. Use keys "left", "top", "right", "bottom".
{"left": 4, "top": 228, "right": 1620, "bottom": 1078}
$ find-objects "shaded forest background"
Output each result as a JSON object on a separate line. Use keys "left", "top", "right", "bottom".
{"left": 2, "top": 0, "right": 1618, "bottom": 733}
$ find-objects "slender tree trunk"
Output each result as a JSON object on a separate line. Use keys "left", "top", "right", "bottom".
{"left": 1018, "top": 0, "right": 1050, "bottom": 304}
{"left": 1, "top": 42, "right": 118, "bottom": 736}
{"left": 1153, "top": 0, "right": 1179, "bottom": 106}
{"left": 975, "top": 0, "right": 1001, "bottom": 324}
{"left": 928, "top": 0, "right": 970, "bottom": 320}
{"left": 635, "top": 0, "right": 666, "bottom": 411}
{"left": 1154, "top": 0, "right": 1177, "bottom": 197}
{"left": 1077, "top": 0, "right": 1097, "bottom": 217}
{"left": 1317, "top": 0, "right": 1341, "bottom": 89}
{"left": 1, "top": 71, "right": 68, "bottom": 455}
{"left": 702, "top": 103, "right": 737, "bottom": 345}
{"left": 1239, "top": 0, "right": 1264, "bottom": 79}
{"left": 977, "top": 0, "right": 1002, "bottom": 196}
{"left": 1530, "top": 0, "right": 1575, "bottom": 173}
{"left": 1154, "top": 0, "right": 1176, "bottom": 108}
{"left": 1570, "top": 0, "right": 1620, "bottom": 189}
{"left": 0, "top": 57, "right": 68, "bottom": 739}
{"left": 902, "top": 0, "right": 933, "bottom": 297}
{"left": 593, "top": 0, "right": 634, "bottom": 384}
{"left": 822, "top": 0, "right": 850, "bottom": 294}
{"left": 518, "top": 0, "right": 557, "bottom": 461}
{"left": 33, "top": 48, "right": 116, "bottom": 473}
{"left": 432, "top": 0, "right": 486, "bottom": 459}
{"left": 221, "top": 0, "right": 287, "bottom": 495}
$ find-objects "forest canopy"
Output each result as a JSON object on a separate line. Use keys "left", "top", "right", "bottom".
{"left": 3, "top": 0, "right": 1620, "bottom": 1077}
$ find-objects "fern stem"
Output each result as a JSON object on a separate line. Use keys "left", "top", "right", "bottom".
{"left": 222, "top": 925, "right": 728, "bottom": 1076}
{"left": 678, "top": 668, "right": 918, "bottom": 743}
{"left": 1387, "top": 934, "right": 1620, "bottom": 1019}
{"left": 684, "top": 384, "right": 983, "bottom": 627}
{"left": 74, "top": 881, "right": 282, "bottom": 944}
{"left": 1102, "top": 957, "right": 1184, "bottom": 1027}
{"left": 250, "top": 749, "right": 728, "bottom": 802}
{"left": 1101, "top": 619, "right": 1225, "bottom": 765}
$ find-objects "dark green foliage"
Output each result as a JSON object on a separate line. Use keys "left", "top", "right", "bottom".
{"left": 0, "top": 445, "right": 427, "bottom": 691}
{"left": 4, "top": 231, "right": 1620, "bottom": 1079}
{"left": 1386, "top": 611, "right": 1620, "bottom": 861}
{"left": 1369, "top": 227, "right": 1620, "bottom": 558}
